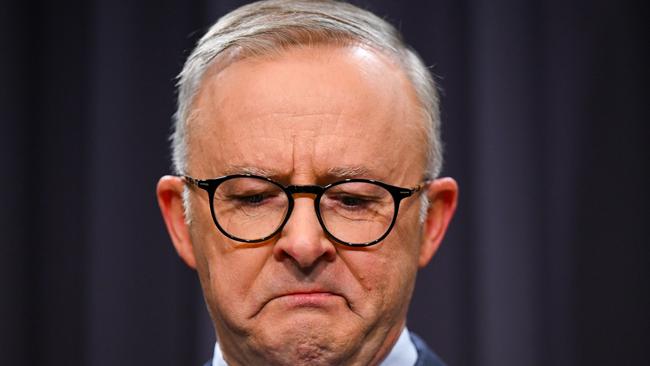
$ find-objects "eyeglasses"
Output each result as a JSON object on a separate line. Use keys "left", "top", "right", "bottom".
{"left": 183, "top": 174, "right": 425, "bottom": 247}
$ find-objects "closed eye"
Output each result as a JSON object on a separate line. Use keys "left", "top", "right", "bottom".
{"left": 340, "top": 195, "right": 369, "bottom": 207}
{"left": 229, "top": 192, "right": 282, "bottom": 207}
{"left": 237, "top": 194, "right": 266, "bottom": 205}
{"left": 327, "top": 194, "right": 378, "bottom": 211}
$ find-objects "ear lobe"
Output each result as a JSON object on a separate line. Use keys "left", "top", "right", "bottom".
{"left": 418, "top": 177, "right": 458, "bottom": 267}
{"left": 156, "top": 175, "right": 197, "bottom": 269}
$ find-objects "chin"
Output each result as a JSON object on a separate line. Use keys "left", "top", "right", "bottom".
{"left": 247, "top": 314, "right": 362, "bottom": 366}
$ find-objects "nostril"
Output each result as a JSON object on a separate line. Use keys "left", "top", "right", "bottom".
{"left": 274, "top": 237, "right": 336, "bottom": 269}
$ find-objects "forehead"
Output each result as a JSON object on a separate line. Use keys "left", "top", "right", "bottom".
{"left": 188, "top": 45, "right": 427, "bottom": 181}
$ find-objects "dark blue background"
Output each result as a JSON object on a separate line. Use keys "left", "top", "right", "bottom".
{"left": 2, "top": 0, "right": 647, "bottom": 365}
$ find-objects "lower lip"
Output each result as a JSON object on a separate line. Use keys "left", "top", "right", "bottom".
{"left": 276, "top": 292, "right": 338, "bottom": 307}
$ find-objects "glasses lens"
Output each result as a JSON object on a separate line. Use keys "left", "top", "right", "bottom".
{"left": 319, "top": 182, "right": 395, "bottom": 244}
{"left": 213, "top": 177, "right": 289, "bottom": 241}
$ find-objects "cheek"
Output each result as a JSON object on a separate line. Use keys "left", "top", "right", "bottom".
{"left": 376, "top": 221, "right": 422, "bottom": 301}
{"left": 189, "top": 218, "right": 250, "bottom": 312}
{"left": 391, "top": 206, "right": 424, "bottom": 257}
{"left": 339, "top": 245, "right": 415, "bottom": 312}
{"left": 193, "top": 231, "right": 273, "bottom": 324}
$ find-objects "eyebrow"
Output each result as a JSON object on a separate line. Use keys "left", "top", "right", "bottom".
{"left": 221, "top": 165, "right": 279, "bottom": 177}
{"left": 325, "top": 166, "right": 372, "bottom": 179}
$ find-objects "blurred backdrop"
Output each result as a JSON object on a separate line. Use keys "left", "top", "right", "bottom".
{"left": 1, "top": 0, "right": 648, "bottom": 365}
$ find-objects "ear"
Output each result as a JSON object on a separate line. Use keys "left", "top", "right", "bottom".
{"left": 418, "top": 177, "right": 458, "bottom": 267}
{"left": 156, "top": 175, "right": 197, "bottom": 269}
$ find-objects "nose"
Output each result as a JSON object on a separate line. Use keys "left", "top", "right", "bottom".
{"left": 272, "top": 195, "right": 336, "bottom": 269}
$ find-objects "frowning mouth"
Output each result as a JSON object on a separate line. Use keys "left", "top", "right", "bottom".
{"left": 274, "top": 291, "right": 339, "bottom": 307}
{"left": 250, "top": 286, "right": 353, "bottom": 319}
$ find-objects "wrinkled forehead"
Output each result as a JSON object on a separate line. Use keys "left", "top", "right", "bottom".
{"left": 186, "top": 44, "right": 428, "bottom": 180}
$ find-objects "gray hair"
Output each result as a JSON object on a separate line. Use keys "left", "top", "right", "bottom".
{"left": 171, "top": 0, "right": 442, "bottom": 221}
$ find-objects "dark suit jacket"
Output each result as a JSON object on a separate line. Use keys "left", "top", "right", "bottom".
{"left": 411, "top": 332, "right": 446, "bottom": 366}
{"left": 203, "top": 332, "right": 445, "bottom": 366}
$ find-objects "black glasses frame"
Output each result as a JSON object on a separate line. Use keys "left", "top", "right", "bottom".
{"left": 183, "top": 174, "right": 423, "bottom": 247}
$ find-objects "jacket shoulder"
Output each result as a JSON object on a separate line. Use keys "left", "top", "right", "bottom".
{"left": 410, "top": 332, "right": 446, "bottom": 366}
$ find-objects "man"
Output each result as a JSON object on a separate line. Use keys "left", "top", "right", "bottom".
{"left": 156, "top": 0, "right": 458, "bottom": 365}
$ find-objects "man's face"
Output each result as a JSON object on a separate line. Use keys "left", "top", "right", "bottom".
{"left": 185, "top": 45, "right": 430, "bottom": 365}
